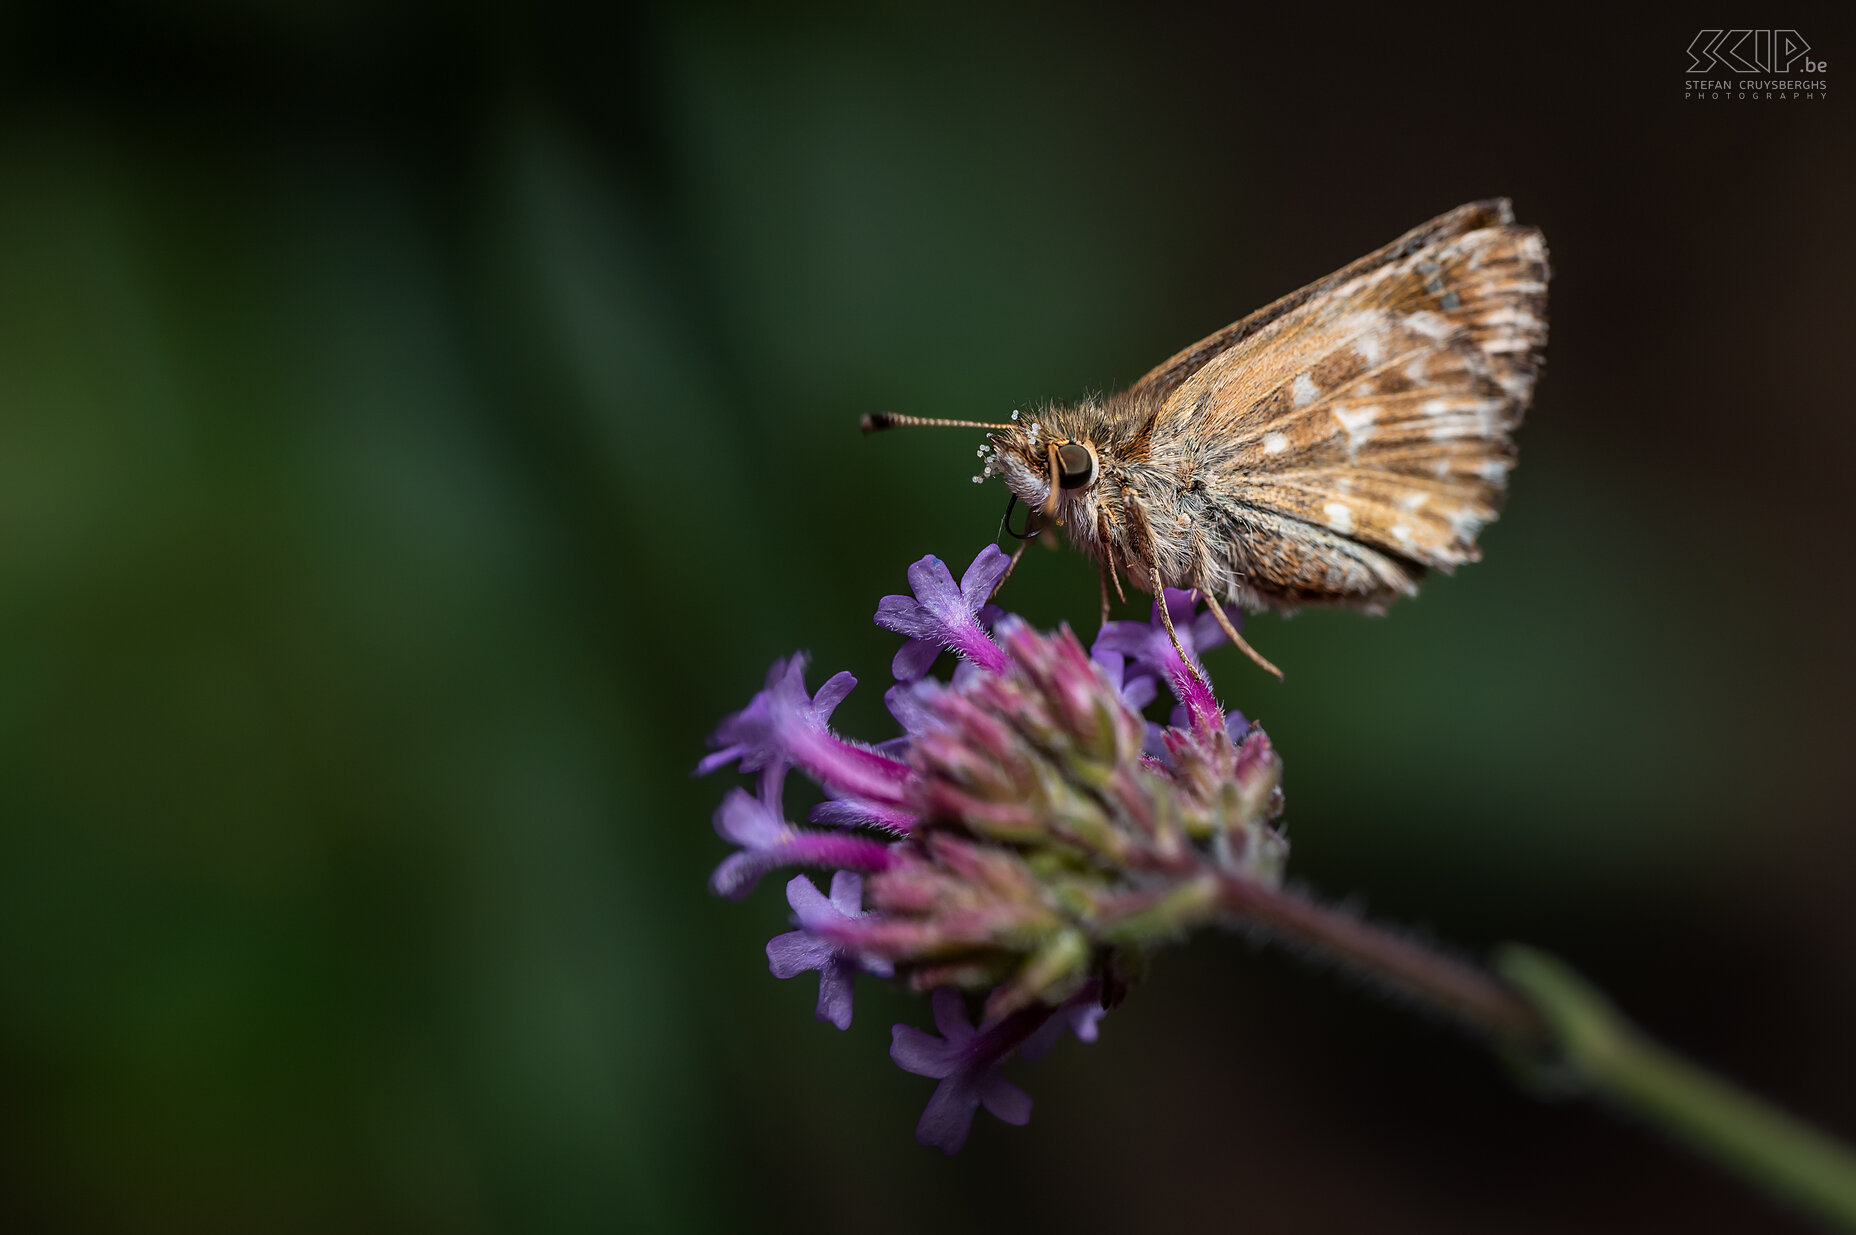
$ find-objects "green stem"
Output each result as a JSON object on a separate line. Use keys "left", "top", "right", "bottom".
{"left": 1500, "top": 947, "right": 1856, "bottom": 1232}
{"left": 1208, "top": 874, "right": 1856, "bottom": 1231}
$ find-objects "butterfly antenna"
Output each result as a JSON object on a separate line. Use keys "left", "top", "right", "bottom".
{"left": 861, "top": 412, "right": 1016, "bottom": 434}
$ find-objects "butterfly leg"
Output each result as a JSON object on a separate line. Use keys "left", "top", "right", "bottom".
{"left": 1094, "top": 509, "right": 1127, "bottom": 632}
{"left": 1147, "top": 561, "right": 1211, "bottom": 692}
{"left": 1200, "top": 588, "right": 1284, "bottom": 681}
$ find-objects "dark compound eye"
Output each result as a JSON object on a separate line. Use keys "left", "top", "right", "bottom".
{"left": 1056, "top": 442, "right": 1095, "bottom": 489}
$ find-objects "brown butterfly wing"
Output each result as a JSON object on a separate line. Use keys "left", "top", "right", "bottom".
{"left": 1153, "top": 204, "right": 1549, "bottom": 607}
{"left": 1130, "top": 199, "right": 1524, "bottom": 406}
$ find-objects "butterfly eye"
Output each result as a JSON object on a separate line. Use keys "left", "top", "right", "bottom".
{"left": 1056, "top": 443, "right": 1095, "bottom": 489}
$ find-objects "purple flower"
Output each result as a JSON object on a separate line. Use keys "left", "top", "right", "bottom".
{"left": 766, "top": 873, "right": 893, "bottom": 1030}
{"left": 875, "top": 547, "right": 1013, "bottom": 682}
{"left": 696, "top": 655, "right": 915, "bottom": 806}
{"left": 890, "top": 988, "right": 1043, "bottom": 1154}
{"left": 710, "top": 789, "right": 895, "bottom": 900}
{"left": 1093, "top": 589, "right": 1239, "bottom": 733}
{"left": 703, "top": 550, "right": 1285, "bottom": 1156}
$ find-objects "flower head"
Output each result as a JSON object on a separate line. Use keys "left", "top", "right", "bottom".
{"left": 700, "top": 550, "right": 1287, "bottom": 1151}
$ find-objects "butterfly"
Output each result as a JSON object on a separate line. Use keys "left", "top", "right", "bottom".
{"left": 864, "top": 199, "right": 1549, "bottom": 680}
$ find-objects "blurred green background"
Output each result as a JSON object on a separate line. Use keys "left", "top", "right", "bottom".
{"left": 2, "top": 3, "right": 1852, "bottom": 1231}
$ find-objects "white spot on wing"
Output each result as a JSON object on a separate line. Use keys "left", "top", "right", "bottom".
{"left": 1292, "top": 374, "right": 1319, "bottom": 406}
{"left": 1322, "top": 502, "right": 1354, "bottom": 534}
{"left": 1392, "top": 524, "right": 1413, "bottom": 543}
{"left": 1263, "top": 432, "right": 1290, "bottom": 455}
{"left": 1398, "top": 491, "right": 1429, "bottom": 511}
{"left": 1405, "top": 310, "right": 1454, "bottom": 341}
{"left": 1450, "top": 507, "right": 1487, "bottom": 543}
{"left": 1332, "top": 405, "right": 1379, "bottom": 452}
{"left": 1356, "top": 333, "right": 1385, "bottom": 365}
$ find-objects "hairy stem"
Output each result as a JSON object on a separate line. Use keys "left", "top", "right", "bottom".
{"left": 1209, "top": 872, "right": 1856, "bottom": 1231}
{"left": 1210, "top": 870, "right": 1546, "bottom": 1043}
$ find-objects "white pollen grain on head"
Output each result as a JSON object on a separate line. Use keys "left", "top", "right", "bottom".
{"left": 1322, "top": 501, "right": 1354, "bottom": 534}
{"left": 1262, "top": 431, "right": 1290, "bottom": 455}
{"left": 1292, "top": 373, "right": 1320, "bottom": 407}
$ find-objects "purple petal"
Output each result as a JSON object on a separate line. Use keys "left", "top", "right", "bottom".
{"left": 891, "top": 637, "right": 943, "bottom": 683}
{"left": 1123, "top": 675, "right": 1158, "bottom": 710}
{"left": 712, "top": 789, "right": 783, "bottom": 846}
{"left": 949, "top": 660, "right": 988, "bottom": 689}
{"left": 828, "top": 871, "right": 864, "bottom": 916}
{"left": 977, "top": 1074, "right": 1033, "bottom": 1126}
{"left": 692, "top": 747, "right": 746, "bottom": 778}
{"left": 929, "top": 986, "right": 975, "bottom": 1043}
{"left": 710, "top": 849, "right": 778, "bottom": 900}
{"left": 905, "top": 555, "right": 965, "bottom": 618}
{"left": 816, "top": 957, "right": 856, "bottom": 1030}
{"left": 891, "top": 1024, "right": 959, "bottom": 1079}
{"left": 874, "top": 594, "right": 942, "bottom": 641}
{"left": 957, "top": 545, "right": 1011, "bottom": 608}
{"left": 885, "top": 681, "right": 943, "bottom": 735}
{"left": 916, "top": 1077, "right": 982, "bottom": 1154}
{"left": 767, "top": 929, "right": 835, "bottom": 978}
{"left": 784, "top": 873, "right": 833, "bottom": 923}
{"left": 812, "top": 671, "right": 858, "bottom": 722}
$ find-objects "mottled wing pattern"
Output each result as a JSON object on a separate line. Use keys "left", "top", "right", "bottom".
{"left": 1158, "top": 201, "right": 1548, "bottom": 606}
{"left": 1130, "top": 199, "right": 1519, "bottom": 406}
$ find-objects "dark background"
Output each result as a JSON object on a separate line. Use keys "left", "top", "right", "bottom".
{"left": 2, "top": 2, "right": 1851, "bottom": 1231}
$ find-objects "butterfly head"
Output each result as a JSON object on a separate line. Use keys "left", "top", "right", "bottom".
{"left": 983, "top": 412, "right": 1103, "bottom": 526}
{"left": 857, "top": 406, "right": 1104, "bottom": 526}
